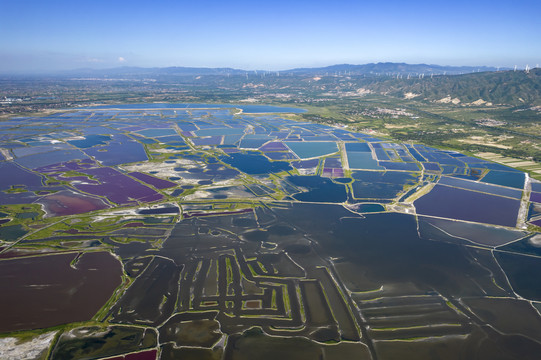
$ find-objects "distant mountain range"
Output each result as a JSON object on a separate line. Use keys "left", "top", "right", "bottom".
{"left": 283, "top": 63, "right": 506, "bottom": 75}
{"left": 58, "top": 62, "right": 508, "bottom": 78}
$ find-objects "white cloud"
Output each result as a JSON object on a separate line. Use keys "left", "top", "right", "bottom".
{"left": 118, "top": 57, "right": 126, "bottom": 63}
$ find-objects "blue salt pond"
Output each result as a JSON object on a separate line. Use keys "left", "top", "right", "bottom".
{"left": 222, "top": 135, "right": 243, "bottom": 145}
{"left": 379, "top": 161, "right": 420, "bottom": 171}
{"left": 422, "top": 162, "right": 441, "bottom": 171}
{"left": 345, "top": 142, "right": 371, "bottom": 152}
{"left": 374, "top": 149, "right": 390, "bottom": 160}
{"left": 286, "top": 175, "right": 347, "bottom": 203}
{"left": 531, "top": 182, "right": 541, "bottom": 193}
{"left": 264, "top": 152, "right": 297, "bottom": 160}
{"left": 84, "top": 134, "right": 148, "bottom": 166}
{"left": 238, "top": 138, "right": 271, "bottom": 149}
{"left": 191, "top": 136, "right": 222, "bottom": 146}
{"left": 220, "top": 152, "right": 292, "bottom": 175}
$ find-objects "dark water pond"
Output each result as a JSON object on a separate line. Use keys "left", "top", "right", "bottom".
{"left": 0, "top": 224, "right": 28, "bottom": 241}
{"left": 351, "top": 171, "right": 418, "bottom": 199}
{"left": 273, "top": 204, "right": 508, "bottom": 299}
{"left": 419, "top": 216, "right": 527, "bottom": 247}
{"left": 499, "top": 234, "right": 541, "bottom": 257}
{"left": 496, "top": 252, "right": 541, "bottom": 301}
{"left": 0, "top": 252, "right": 122, "bottom": 332}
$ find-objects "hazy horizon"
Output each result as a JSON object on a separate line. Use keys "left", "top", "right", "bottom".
{"left": 1, "top": 0, "right": 540, "bottom": 73}
{"left": 0, "top": 62, "right": 520, "bottom": 77}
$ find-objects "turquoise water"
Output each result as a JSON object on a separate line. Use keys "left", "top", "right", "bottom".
{"left": 347, "top": 152, "right": 383, "bottom": 170}
{"left": 480, "top": 170, "right": 525, "bottom": 189}
{"left": 68, "top": 134, "right": 111, "bottom": 148}
{"left": 285, "top": 141, "right": 338, "bottom": 159}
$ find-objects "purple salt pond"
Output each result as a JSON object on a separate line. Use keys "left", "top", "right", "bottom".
{"left": 324, "top": 158, "right": 342, "bottom": 167}
{"left": 292, "top": 159, "right": 319, "bottom": 169}
{"left": 530, "top": 192, "right": 541, "bottom": 203}
{"left": 530, "top": 219, "right": 541, "bottom": 227}
{"left": 322, "top": 168, "right": 345, "bottom": 178}
{"left": 37, "top": 190, "right": 110, "bottom": 217}
{"left": 129, "top": 172, "right": 177, "bottom": 189}
{"left": 75, "top": 167, "right": 163, "bottom": 205}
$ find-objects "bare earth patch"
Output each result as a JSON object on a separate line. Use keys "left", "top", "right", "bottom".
{"left": 0, "top": 331, "right": 57, "bottom": 360}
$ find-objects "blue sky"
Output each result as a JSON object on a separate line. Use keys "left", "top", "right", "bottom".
{"left": 1, "top": 0, "right": 540, "bottom": 72}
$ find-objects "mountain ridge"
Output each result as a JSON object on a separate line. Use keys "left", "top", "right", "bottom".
{"left": 35, "top": 62, "right": 510, "bottom": 78}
